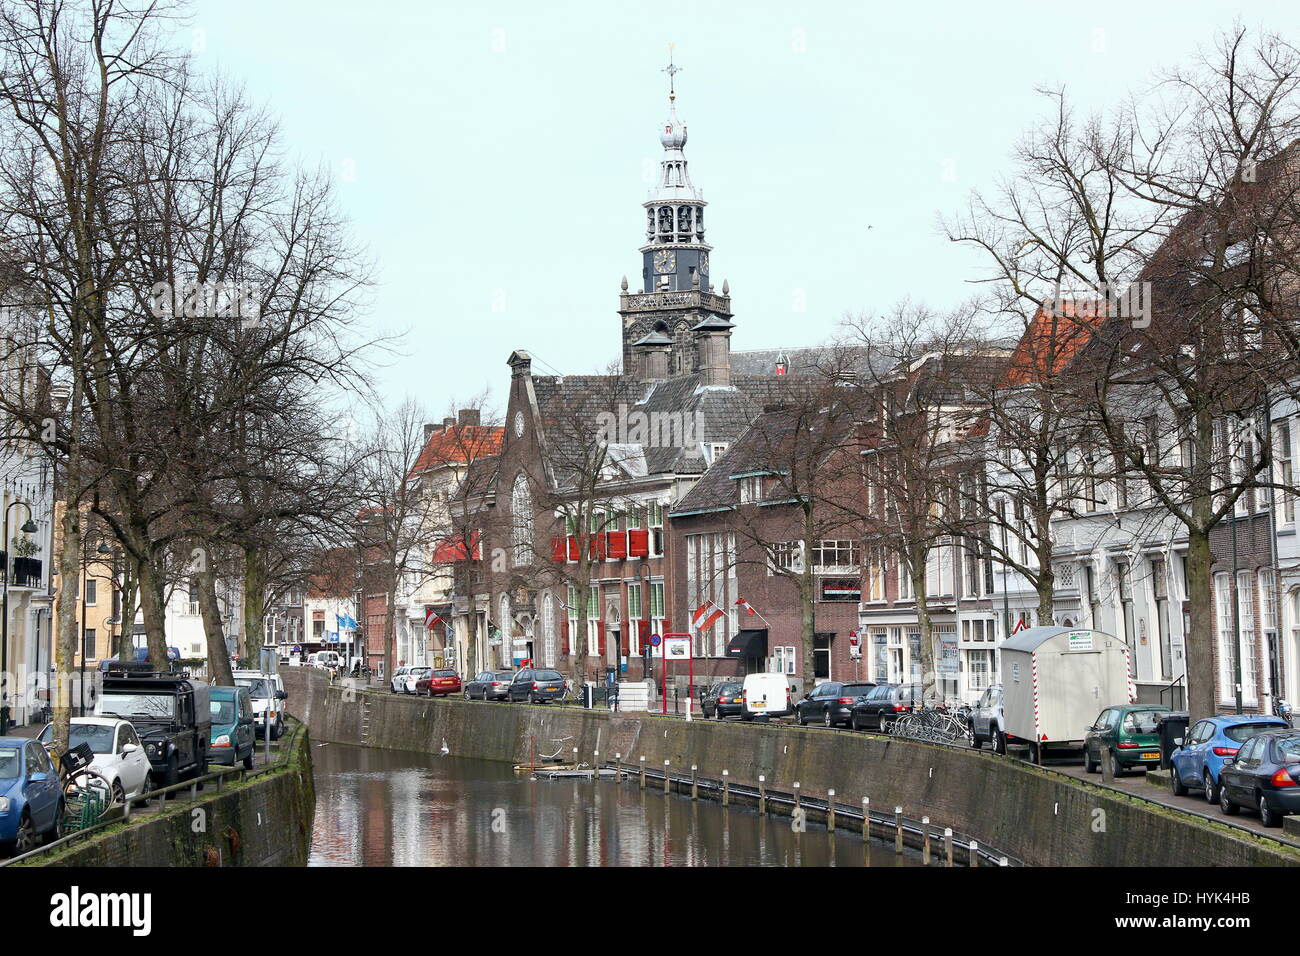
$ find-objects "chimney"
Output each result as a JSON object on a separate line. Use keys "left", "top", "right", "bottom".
{"left": 691, "top": 315, "right": 735, "bottom": 388}
{"left": 508, "top": 350, "right": 532, "bottom": 379}
{"left": 424, "top": 423, "right": 436, "bottom": 440}
{"left": 457, "top": 408, "right": 481, "bottom": 427}
{"left": 631, "top": 328, "right": 674, "bottom": 382}
{"left": 442, "top": 416, "right": 454, "bottom": 430}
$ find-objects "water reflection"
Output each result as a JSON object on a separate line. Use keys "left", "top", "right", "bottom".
{"left": 309, "top": 742, "right": 920, "bottom": 867}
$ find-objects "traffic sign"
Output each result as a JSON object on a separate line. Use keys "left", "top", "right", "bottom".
{"left": 648, "top": 633, "right": 662, "bottom": 647}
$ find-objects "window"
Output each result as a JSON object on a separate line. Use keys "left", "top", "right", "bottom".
{"left": 649, "top": 581, "right": 664, "bottom": 620}
{"left": 1259, "top": 569, "right": 1277, "bottom": 633}
{"left": 1276, "top": 422, "right": 1295, "bottom": 523}
{"left": 1238, "top": 570, "right": 1258, "bottom": 705}
{"left": 627, "top": 582, "right": 642, "bottom": 620}
{"left": 812, "top": 540, "right": 859, "bottom": 572}
{"left": 967, "top": 649, "right": 992, "bottom": 691}
{"left": 542, "top": 593, "right": 556, "bottom": 667}
{"left": 770, "top": 541, "right": 802, "bottom": 574}
{"left": 84, "top": 578, "right": 97, "bottom": 605}
{"left": 866, "top": 547, "right": 886, "bottom": 602}
{"left": 896, "top": 556, "right": 913, "bottom": 601}
{"left": 738, "top": 475, "right": 762, "bottom": 504}
{"left": 510, "top": 474, "right": 533, "bottom": 567}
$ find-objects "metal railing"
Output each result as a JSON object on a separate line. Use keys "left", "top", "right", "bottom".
{"left": 0, "top": 719, "right": 304, "bottom": 867}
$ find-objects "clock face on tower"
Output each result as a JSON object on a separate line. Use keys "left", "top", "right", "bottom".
{"left": 653, "top": 250, "right": 676, "bottom": 274}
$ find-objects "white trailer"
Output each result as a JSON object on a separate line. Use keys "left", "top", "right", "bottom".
{"left": 1000, "top": 626, "right": 1134, "bottom": 763}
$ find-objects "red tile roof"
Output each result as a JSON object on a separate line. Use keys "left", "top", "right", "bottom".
{"left": 409, "top": 424, "right": 503, "bottom": 477}
{"left": 1001, "top": 301, "right": 1106, "bottom": 387}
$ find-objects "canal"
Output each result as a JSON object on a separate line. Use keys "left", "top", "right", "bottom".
{"left": 309, "top": 742, "right": 922, "bottom": 867}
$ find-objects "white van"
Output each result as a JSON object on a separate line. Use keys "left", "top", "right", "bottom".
{"left": 741, "top": 673, "right": 794, "bottom": 721}
{"left": 232, "top": 670, "right": 287, "bottom": 740}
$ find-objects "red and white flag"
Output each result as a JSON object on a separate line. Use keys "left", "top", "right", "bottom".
{"left": 425, "top": 607, "right": 443, "bottom": 630}
{"left": 691, "top": 600, "right": 715, "bottom": 629}
{"left": 734, "top": 598, "right": 758, "bottom": 615}
{"left": 699, "top": 607, "right": 726, "bottom": 632}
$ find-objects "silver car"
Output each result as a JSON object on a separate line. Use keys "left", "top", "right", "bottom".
{"left": 970, "top": 683, "right": 1005, "bottom": 753}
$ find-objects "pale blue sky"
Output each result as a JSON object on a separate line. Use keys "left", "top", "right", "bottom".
{"left": 191, "top": 0, "right": 1283, "bottom": 414}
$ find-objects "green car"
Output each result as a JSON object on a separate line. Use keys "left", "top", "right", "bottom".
{"left": 209, "top": 686, "right": 256, "bottom": 770}
{"left": 1083, "top": 704, "right": 1170, "bottom": 777}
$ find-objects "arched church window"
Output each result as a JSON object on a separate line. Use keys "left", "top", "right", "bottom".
{"left": 511, "top": 473, "right": 533, "bottom": 567}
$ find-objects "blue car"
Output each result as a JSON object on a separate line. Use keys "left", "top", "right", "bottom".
{"left": 0, "top": 736, "right": 64, "bottom": 856}
{"left": 1170, "top": 715, "right": 1290, "bottom": 804}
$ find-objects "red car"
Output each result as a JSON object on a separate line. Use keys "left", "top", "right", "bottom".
{"left": 417, "top": 668, "right": 462, "bottom": 697}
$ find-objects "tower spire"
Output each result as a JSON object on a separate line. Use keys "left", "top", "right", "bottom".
{"left": 663, "top": 44, "right": 681, "bottom": 102}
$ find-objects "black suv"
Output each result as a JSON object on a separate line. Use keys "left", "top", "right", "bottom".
{"left": 850, "top": 683, "right": 921, "bottom": 732}
{"left": 97, "top": 669, "right": 211, "bottom": 788}
{"left": 795, "top": 680, "right": 877, "bottom": 727}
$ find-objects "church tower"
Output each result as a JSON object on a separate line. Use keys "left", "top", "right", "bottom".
{"left": 620, "top": 53, "right": 733, "bottom": 378}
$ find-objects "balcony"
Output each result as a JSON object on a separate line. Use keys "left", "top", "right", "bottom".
{"left": 11, "top": 556, "right": 41, "bottom": 588}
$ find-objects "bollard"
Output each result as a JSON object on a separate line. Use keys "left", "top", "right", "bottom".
{"left": 758, "top": 775, "right": 766, "bottom": 815}
{"left": 722, "top": 770, "right": 730, "bottom": 806}
{"left": 922, "top": 816, "right": 931, "bottom": 865}
{"left": 639, "top": 756, "right": 646, "bottom": 789}
{"left": 969, "top": 840, "right": 980, "bottom": 867}
{"left": 827, "top": 790, "right": 836, "bottom": 832}
{"left": 1100, "top": 748, "right": 1113, "bottom": 783}
{"left": 894, "top": 806, "right": 903, "bottom": 854}
{"left": 615, "top": 752, "right": 621, "bottom": 777}
{"left": 691, "top": 764, "right": 698, "bottom": 800}
{"left": 944, "top": 827, "right": 954, "bottom": 867}
{"left": 1000, "top": 857, "right": 1009, "bottom": 867}
{"left": 793, "top": 781, "right": 801, "bottom": 813}
{"left": 861, "top": 797, "right": 870, "bottom": 841}
{"left": 663, "top": 760, "right": 671, "bottom": 794}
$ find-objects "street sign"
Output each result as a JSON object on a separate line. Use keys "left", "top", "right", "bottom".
{"left": 663, "top": 637, "right": 690, "bottom": 661}
{"left": 648, "top": 633, "right": 662, "bottom": 647}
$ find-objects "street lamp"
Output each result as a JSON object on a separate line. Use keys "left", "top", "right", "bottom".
{"left": 0, "top": 502, "right": 37, "bottom": 735}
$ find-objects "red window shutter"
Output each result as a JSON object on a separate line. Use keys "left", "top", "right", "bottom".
{"left": 621, "top": 625, "right": 630, "bottom": 656}
{"left": 551, "top": 537, "right": 567, "bottom": 563}
{"left": 596, "top": 622, "right": 606, "bottom": 655}
{"left": 638, "top": 619, "right": 650, "bottom": 640}
{"left": 589, "top": 534, "right": 606, "bottom": 561}
{"left": 606, "top": 531, "right": 627, "bottom": 559}
{"left": 567, "top": 536, "right": 580, "bottom": 561}
{"left": 628, "top": 528, "right": 649, "bottom": 557}
{"left": 561, "top": 620, "right": 570, "bottom": 655}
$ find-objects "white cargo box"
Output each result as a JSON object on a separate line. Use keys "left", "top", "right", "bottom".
{"left": 1000, "top": 627, "right": 1133, "bottom": 752}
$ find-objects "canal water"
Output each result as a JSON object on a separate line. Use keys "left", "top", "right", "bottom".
{"left": 309, "top": 741, "right": 921, "bottom": 867}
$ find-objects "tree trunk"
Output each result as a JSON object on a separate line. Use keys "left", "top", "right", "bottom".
{"left": 136, "top": 552, "right": 170, "bottom": 668}
{"left": 242, "top": 546, "right": 266, "bottom": 664}
{"left": 1185, "top": 526, "right": 1215, "bottom": 721}
{"left": 197, "top": 560, "right": 232, "bottom": 686}
{"left": 911, "top": 560, "right": 937, "bottom": 705}
{"left": 463, "top": 583, "right": 478, "bottom": 677}
{"left": 112, "top": 557, "right": 138, "bottom": 661}
{"left": 800, "top": 532, "right": 817, "bottom": 696}
{"left": 52, "top": 498, "right": 81, "bottom": 754}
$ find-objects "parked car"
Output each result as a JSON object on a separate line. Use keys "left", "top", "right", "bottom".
{"left": 400, "top": 667, "right": 431, "bottom": 695}
{"left": 417, "top": 668, "right": 462, "bottom": 697}
{"left": 1082, "top": 704, "right": 1170, "bottom": 777}
{"left": 970, "top": 683, "right": 1006, "bottom": 753}
{"left": 390, "top": 666, "right": 412, "bottom": 694}
{"left": 464, "top": 670, "right": 515, "bottom": 701}
{"left": 208, "top": 686, "right": 257, "bottom": 770}
{"left": 0, "top": 736, "right": 64, "bottom": 856}
{"left": 795, "top": 680, "right": 876, "bottom": 727}
{"left": 740, "top": 673, "right": 794, "bottom": 721}
{"left": 1216, "top": 729, "right": 1300, "bottom": 826}
{"left": 850, "top": 683, "right": 920, "bottom": 732}
{"left": 700, "top": 681, "right": 744, "bottom": 719}
{"left": 37, "top": 717, "right": 151, "bottom": 804}
{"left": 507, "top": 668, "right": 567, "bottom": 703}
{"left": 232, "top": 671, "right": 287, "bottom": 740}
{"left": 1170, "top": 715, "right": 1289, "bottom": 802}
{"left": 96, "top": 671, "right": 211, "bottom": 788}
